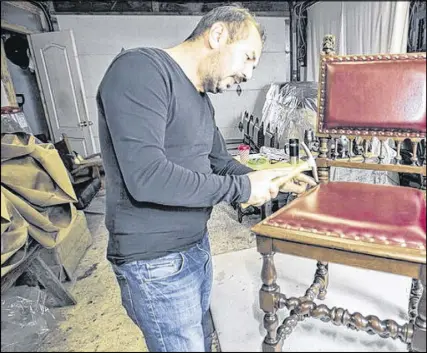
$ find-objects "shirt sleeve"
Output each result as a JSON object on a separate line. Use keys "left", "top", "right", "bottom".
{"left": 209, "top": 126, "right": 254, "bottom": 176}
{"left": 98, "top": 51, "right": 251, "bottom": 207}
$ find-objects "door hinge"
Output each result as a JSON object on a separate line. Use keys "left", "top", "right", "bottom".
{"left": 78, "top": 121, "right": 93, "bottom": 127}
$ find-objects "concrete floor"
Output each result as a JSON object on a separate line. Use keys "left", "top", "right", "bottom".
{"left": 210, "top": 248, "right": 412, "bottom": 352}
{"left": 39, "top": 195, "right": 260, "bottom": 352}
{"left": 38, "top": 193, "right": 414, "bottom": 352}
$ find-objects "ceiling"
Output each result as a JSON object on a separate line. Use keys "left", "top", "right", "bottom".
{"left": 50, "top": 1, "right": 290, "bottom": 16}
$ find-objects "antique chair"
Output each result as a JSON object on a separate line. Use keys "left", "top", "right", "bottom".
{"left": 54, "top": 133, "right": 103, "bottom": 183}
{"left": 54, "top": 134, "right": 103, "bottom": 209}
{"left": 252, "top": 35, "right": 426, "bottom": 352}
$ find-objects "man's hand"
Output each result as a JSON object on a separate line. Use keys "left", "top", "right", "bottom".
{"left": 244, "top": 170, "right": 317, "bottom": 208}
{"left": 245, "top": 169, "right": 302, "bottom": 207}
{"left": 245, "top": 170, "right": 285, "bottom": 207}
{"left": 276, "top": 173, "right": 317, "bottom": 194}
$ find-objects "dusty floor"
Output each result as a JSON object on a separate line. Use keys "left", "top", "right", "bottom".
{"left": 210, "top": 247, "right": 411, "bottom": 352}
{"left": 39, "top": 193, "right": 261, "bottom": 352}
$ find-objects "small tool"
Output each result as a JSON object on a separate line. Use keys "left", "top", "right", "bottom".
{"left": 300, "top": 141, "right": 319, "bottom": 183}
{"left": 241, "top": 142, "right": 318, "bottom": 209}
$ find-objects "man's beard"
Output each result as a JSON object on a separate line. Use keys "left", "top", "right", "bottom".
{"left": 200, "top": 52, "right": 223, "bottom": 94}
{"left": 202, "top": 75, "right": 222, "bottom": 94}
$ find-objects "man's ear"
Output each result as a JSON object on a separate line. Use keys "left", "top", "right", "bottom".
{"left": 208, "top": 22, "right": 229, "bottom": 49}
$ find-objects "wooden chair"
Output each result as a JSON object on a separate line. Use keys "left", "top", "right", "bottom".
{"left": 54, "top": 134, "right": 104, "bottom": 209}
{"left": 54, "top": 133, "right": 103, "bottom": 185}
{"left": 252, "top": 35, "right": 426, "bottom": 352}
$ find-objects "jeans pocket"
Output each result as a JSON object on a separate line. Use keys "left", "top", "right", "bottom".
{"left": 145, "top": 252, "right": 185, "bottom": 282}
{"left": 196, "top": 242, "right": 211, "bottom": 272}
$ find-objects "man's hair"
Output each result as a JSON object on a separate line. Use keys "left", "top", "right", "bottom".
{"left": 185, "top": 3, "right": 266, "bottom": 44}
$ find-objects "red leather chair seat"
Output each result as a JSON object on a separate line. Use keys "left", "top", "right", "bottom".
{"left": 265, "top": 182, "right": 426, "bottom": 250}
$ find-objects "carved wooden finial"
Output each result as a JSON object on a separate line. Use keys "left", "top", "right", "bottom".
{"left": 322, "top": 35, "right": 336, "bottom": 55}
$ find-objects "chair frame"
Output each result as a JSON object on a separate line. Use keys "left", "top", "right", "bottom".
{"left": 252, "top": 35, "right": 426, "bottom": 352}
{"left": 54, "top": 133, "right": 103, "bottom": 185}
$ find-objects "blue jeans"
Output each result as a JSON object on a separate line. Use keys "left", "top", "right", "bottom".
{"left": 111, "top": 233, "right": 213, "bottom": 352}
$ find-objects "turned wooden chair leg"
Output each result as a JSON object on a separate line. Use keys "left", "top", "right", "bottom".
{"left": 409, "top": 279, "right": 423, "bottom": 324}
{"left": 317, "top": 262, "right": 329, "bottom": 300}
{"left": 259, "top": 246, "right": 281, "bottom": 352}
{"left": 409, "top": 269, "right": 426, "bottom": 352}
{"left": 304, "top": 261, "right": 329, "bottom": 302}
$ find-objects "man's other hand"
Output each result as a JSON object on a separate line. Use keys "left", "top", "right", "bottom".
{"left": 276, "top": 173, "right": 317, "bottom": 194}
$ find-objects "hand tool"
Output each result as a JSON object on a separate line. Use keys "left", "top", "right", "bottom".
{"left": 241, "top": 142, "right": 318, "bottom": 209}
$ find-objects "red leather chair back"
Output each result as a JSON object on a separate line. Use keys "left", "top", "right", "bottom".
{"left": 317, "top": 53, "right": 426, "bottom": 139}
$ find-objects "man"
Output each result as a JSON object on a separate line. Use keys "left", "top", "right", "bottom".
{"left": 97, "top": 4, "right": 315, "bottom": 352}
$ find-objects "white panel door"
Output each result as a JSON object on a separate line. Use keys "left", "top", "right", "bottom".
{"left": 28, "top": 29, "right": 95, "bottom": 156}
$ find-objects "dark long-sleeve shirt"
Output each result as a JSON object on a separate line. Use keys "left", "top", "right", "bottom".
{"left": 97, "top": 48, "right": 253, "bottom": 264}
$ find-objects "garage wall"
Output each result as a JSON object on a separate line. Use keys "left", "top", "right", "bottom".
{"left": 57, "top": 15, "right": 290, "bottom": 152}
{"left": 1, "top": 2, "right": 51, "bottom": 137}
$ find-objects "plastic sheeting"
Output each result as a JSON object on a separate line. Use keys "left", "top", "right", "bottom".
{"left": 260, "top": 82, "right": 318, "bottom": 145}
{"left": 259, "top": 82, "right": 399, "bottom": 185}
{"left": 1, "top": 286, "right": 55, "bottom": 352}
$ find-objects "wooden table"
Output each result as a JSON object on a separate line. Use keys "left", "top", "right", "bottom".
{"left": 1, "top": 240, "right": 77, "bottom": 307}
